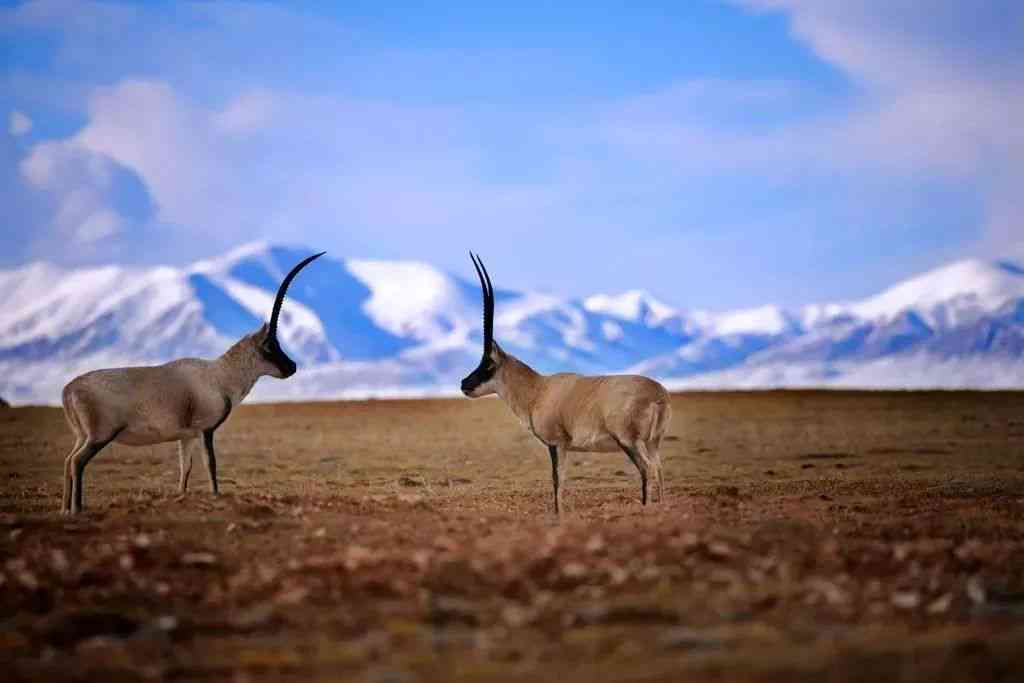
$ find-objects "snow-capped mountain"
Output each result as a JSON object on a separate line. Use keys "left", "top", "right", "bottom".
{"left": 1, "top": 245, "right": 1022, "bottom": 404}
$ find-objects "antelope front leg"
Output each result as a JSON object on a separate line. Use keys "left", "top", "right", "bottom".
{"left": 548, "top": 445, "right": 566, "bottom": 515}
{"left": 202, "top": 429, "right": 219, "bottom": 496}
{"left": 70, "top": 436, "right": 117, "bottom": 515}
{"left": 178, "top": 438, "right": 195, "bottom": 494}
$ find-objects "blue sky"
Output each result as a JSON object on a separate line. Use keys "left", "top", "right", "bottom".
{"left": 1, "top": 0, "right": 1021, "bottom": 310}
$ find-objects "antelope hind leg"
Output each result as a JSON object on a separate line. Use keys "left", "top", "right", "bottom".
{"left": 178, "top": 438, "right": 196, "bottom": 494}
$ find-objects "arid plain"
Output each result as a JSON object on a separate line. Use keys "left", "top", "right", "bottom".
{"left": 2, "top": 390, "right": 1024, "bottom": 682}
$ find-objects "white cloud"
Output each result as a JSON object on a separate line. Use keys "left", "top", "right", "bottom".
{"left": 736, "top": 0, "right": 1024, "bottom": 253}
{"left": 4, "top": 0, "right": 1020, "bottom": 300}
{"left": 213, "top": 88, "right": 278, "bottom": 135}
{"left": 20, "top": 140, "right": 127, "bottom": 245}
{"left": 20, "top": 77, "right": 562, "bottom": 262}
{"left": 585, "top": 2, "right": 1024, "bottom": 256}
{"left": 74, "top": 208, "right": 122, "bottom": 242}
{"left": 72, "top": 80, "right": 225, "bottom": 229}
{"left": 9, "top": 110, "right": 31, "bottom": 136}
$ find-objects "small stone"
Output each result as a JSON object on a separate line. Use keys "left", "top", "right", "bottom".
{"left": 344, "top": 545, "right": 374, "bottom": 570}
{"left": 808, "top": 578, "right": 848, "bottom": 606}
{"left": 891, "top": 591, "right": 921, "bottom": 610}
{"left": 396, "top": 493, "right": 425, "bottom": 506}
{"left": 707, "top": 542, "right": 734, "bottom": 560}
{"left": 16, "top": 569, "right": 39, "bottom": 591}
{"left": 50, "top": 549, "right": 70, "bottom": 574}
{"left": 154, "top": 615, "right": 178, "bottom": 632}
{"left": 562, "top": 562, "right": 587, "bottom": 579}
{"left": 275, "top": 586, "right": 310, "bottom": 606}
{"left": 429, "top": 595, "right": 479, "bottom": 627}
{"left": 607, "top": 565, "right": 629, "bottom": 585}
{"left": 501, "top": 603, "right": 530, "bottom": 628}
{"left": 181, "top": 552, "right": 217, "bottom": 567}
{"left": 927, "top": 593, "right": 953, "bottom": 614}
{"left": 966, "top": 576, "right": 986, "bottom": 605}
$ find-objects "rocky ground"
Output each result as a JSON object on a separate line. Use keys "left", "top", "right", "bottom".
{"left": 2, "top": 391, "right": 1023, "bottom": 681}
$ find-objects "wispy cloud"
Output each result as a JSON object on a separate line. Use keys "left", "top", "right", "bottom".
{"left": 1, "top": 0, "right": 1020, "bottom": 306}
{"left": 736, "top": 0, "right": 1024, "bottom": 255}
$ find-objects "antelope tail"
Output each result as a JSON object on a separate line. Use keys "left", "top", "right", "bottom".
{"left": 648, "top": 399, "right": 671, "bottom": 444}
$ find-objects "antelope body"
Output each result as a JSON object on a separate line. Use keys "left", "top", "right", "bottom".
{"left": 60, "top": 252, "right": 324, "bottom": 514}
{"left": 460, "top": 254, "right": 671, "bottom": 513}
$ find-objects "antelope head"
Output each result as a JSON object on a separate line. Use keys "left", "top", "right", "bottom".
{"left": 461, "top": 253, "right": 507, "bottom": 398}
{"left": 255, "top": 251, "right": 325, "bottom": 379}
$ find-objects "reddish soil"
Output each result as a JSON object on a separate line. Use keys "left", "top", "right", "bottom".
{"left": 2, "top": 391, "right": 1024, "bottom": 681}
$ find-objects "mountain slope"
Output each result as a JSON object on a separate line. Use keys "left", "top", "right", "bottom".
{"left": 1, "top": 244, "right": 1022, "bottom": 404}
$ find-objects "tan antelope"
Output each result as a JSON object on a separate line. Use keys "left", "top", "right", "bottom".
{"left": 59, "top": 252, "right": 324, "bottom": 514}
{"left": 460, "top": 254, "right": 671, "bottom": 513}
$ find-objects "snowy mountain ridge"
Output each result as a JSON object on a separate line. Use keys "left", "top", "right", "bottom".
{"left": 1, "top": 244, "right": 1023, "bottom": 404}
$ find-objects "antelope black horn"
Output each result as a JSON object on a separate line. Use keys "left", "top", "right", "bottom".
{"left": 469, "top": 252, "right": 494, "bottom": 355}
{"left": 267, "top": 251, "right": 326, "bottom": 341}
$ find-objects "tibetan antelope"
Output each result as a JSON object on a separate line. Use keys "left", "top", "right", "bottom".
{"left": 460, "top": 254, "right": 671, "bottom": 514}
{"left": 59, "top": 252, "right": 325, "bottom": 514}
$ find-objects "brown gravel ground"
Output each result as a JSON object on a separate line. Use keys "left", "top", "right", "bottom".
{"left": 1, "top": 390, "right": 1024, "bottom": 682}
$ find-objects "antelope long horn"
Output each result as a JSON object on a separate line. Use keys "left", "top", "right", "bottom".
{"left": 469, "top": 252, "right": 493, "bottom": 356}
{"left": 267, "top": 251, "right": 326, "bottom": 341}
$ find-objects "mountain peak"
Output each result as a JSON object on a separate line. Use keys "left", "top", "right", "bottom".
{"left": 190, "top": 241, "right": 320, "bottom": 276}
{"left": 2, "top": 245, "right": 1024, "bottom": 404}
{"left": 583, "top": 289, "right": 677, "bottom": 324}
{"left": 852, "top": 258, "right": 1024, "bottom": 322}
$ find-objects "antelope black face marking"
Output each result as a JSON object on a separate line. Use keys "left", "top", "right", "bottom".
{"left": 260, "top": 335, "right": 297, "bottom": 378}
{"left": 460, "top": 357, "right": 497, "bottom": 395}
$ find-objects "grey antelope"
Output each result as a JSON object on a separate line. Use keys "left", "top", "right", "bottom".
{"left": 460, "top": 254, "right": 672, "bottom": 514}
{"left": 59, "top": 252, "right": 325, "bottom": 514}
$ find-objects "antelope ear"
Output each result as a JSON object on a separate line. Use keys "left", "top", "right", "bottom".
{"left": 257, "top": 322, "right": 271, "bottom": 341}
{"left": 489, "top": 341, "right": 505, "bottom": 362}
